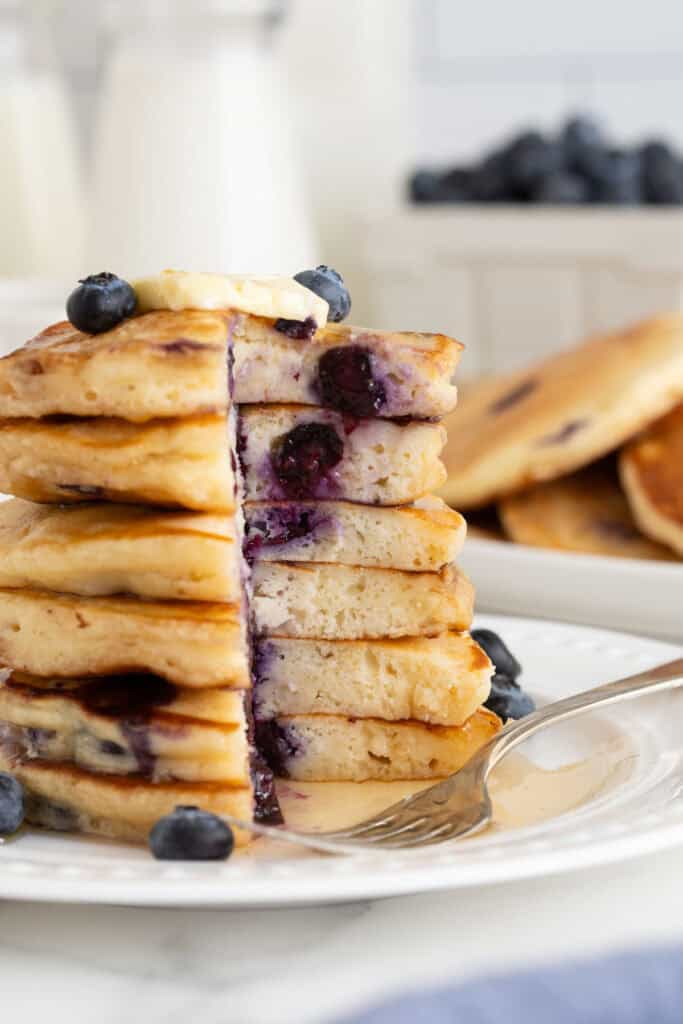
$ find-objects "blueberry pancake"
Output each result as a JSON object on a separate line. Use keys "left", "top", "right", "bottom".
{"left": 440, "top": 314, "right": 683, "bottom": 509}
{"left": 0, "top": 499, "right": 242, "bottom": 601}
{"left": 0, "top": 413, "right": 234, "bottom": 511}
{"left": 239, "top": 404, "right": 446, "bottom": 505}
{"left": 0, "top": 753, "right": 254, "bottom": 844}
{"left": 0, "top": 673, "right": 251, "bottom": 784}
{"left": 254, "top": 632, "right": 492, "bottom": 726}
{"left": 499, "top": 461, "right": 676, "bottom": 560}
{"left": 0, "top": 310, "right": 233, "bottom": 422}
{"left": 0, "top": 284, "right": 460, "bottom": 422}
{"left": 231, "top": 312, "right": 461, "bottom": 419}
{"left": 251, "top": 562, "right": 474, "bottom": 639}
{"left": 243, "top": 496, "right": 466, "bottom": 571}
{"left": 0, "top": 588, "right": 249, "bottom": 688}
{"left": 620, "top": 404, "right": 683, "bottom": 556}
{"left": 0, "top": 404, "right": 444, "bottom": 510}
{"left": 256, "top": 709, "right": 500, "bottom": 783}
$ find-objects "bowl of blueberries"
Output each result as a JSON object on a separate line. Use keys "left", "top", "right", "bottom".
{"left": 409, "top": 115, "right": 683, "bottom": 206}
{"left": 364, "top": 114, "right": 683, "bottom": 375}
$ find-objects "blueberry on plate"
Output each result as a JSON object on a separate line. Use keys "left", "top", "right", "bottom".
{"left": 294, "top": 266, "right": 351, "bottom": 323}
{"left": 485, "top": 673, "right": 536, "bottom": 721}
{"left": 66, "top": 272, "right": 137, "bottom": 335}
{"left": 149, "top": 805, "right": 235, "bottom": 861}
{"left": 0, "top": 772, "right": 25, "bottom": 835}
{"left": 471, "top": 628, "right": 522, "bottom": 680}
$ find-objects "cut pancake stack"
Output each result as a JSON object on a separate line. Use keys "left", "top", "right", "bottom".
{"left": 0, "top": 271, "right": 497, "bottom": 845}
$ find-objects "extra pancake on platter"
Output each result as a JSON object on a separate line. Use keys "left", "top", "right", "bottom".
{"left": 499, "top": 461, "right": 676, "bottom": 560}
{"left": 620, "top": 404, "right": 683, "bottom": 557}
{"left": 440, "top": 314, "right": 683, "bottom": 509}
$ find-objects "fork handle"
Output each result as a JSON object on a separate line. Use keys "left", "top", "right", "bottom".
{"left": 485, "top": 657, "right": 683, "bottom": 773}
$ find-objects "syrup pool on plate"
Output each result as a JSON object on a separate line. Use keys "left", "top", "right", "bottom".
{"left": 241, "top": 719, "right": 639, "bottom": 860}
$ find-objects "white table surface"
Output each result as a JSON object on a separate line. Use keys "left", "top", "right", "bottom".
{"left": 3, "top": 845, "right": 683, "bottom": 1023}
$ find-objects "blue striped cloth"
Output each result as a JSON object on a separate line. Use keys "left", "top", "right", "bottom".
{"left": 338, "top": 946, "right": 683, "bottom": 1024}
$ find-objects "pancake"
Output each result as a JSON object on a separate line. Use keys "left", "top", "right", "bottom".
{"left": 243, "top": 496, "right": 466, "bottom": 571}
{"left": 0, "top": 311, "right": 231, "bottom": 422}
{"left": 0, "top": 753, "right": 253, "bottom": 844}
{"left": 0, "top": 404, "right": 444, "bottom": 511}
{"left": 0, "top": 499, "right": 241, "bottom": 601}
{"left": 0, "top": 413, "right": 233, "bottom": 511}
{"left": 620, "top": 404, "right": 683, "bottom": 556}
{"left": 231, "top": 313, "right": 461, "bottom": 418}
{"left": 256, "top": 709, "right": 500, "bottom": 782}
{"left": 254, "top": 632, "right": 492, "bottom": 726}
{"left": 240, "top": 404, "right": 446, "bottom": 505}
{"left": 0, "top": 308, "right": 460, "bottom": 422}
{"left": 251, "top": 562, "right": 474, "bottom": 640}
{"left": 440, "top": 314, "right": 683, "bottom": 509}
{"left": 499, "top": 462, "right": 676, "bottom": 560}
{"left": 0, "top": 588, "right": 249, "bottom": 687}
{"left": 0, "top": 673, "right": 250, "bottom": 784}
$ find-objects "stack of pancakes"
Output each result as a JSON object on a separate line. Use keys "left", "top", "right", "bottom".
{"left": 0, "top": 280, "right": 497, "bottom": 844}
{"left": 441, "top": 314, "right": 683, "bottom": 561}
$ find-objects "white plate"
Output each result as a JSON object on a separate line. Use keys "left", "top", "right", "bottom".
{"left": 0, "top": 614, "right": 681, "bottom": 908}
{"left": 462, "top": 539, "right": 683, "bottom": 642}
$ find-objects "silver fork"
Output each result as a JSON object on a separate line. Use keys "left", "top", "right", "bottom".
{"left": 224, "top": 658, "right": 683, "bottom": 854}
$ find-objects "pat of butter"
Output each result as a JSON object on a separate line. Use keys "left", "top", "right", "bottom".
{"left": 133, "top": 270, "right": 328, "bottom": 326}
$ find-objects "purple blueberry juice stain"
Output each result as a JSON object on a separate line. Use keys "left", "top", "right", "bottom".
{"left": 243, "top": 504, "right": 333, "bottom": 562}
{"left": 537, "top": 418, "right": 589, "bottom": 446}
{"left": 270, "top": 422, "right": 344, "bottom": 499}
{"left": 242, "top": 692, "right": 284, "bottom": 824}
{"left": 316, "top": 345, "right": 386, "bottom": 417}
{"left": 79, "top": 675, "right": 176, "bottom": 717}
{"left": 24, "top": 794, "right": 78, "bottom": 831}
{"left": 489, "top": 378, "right": 537, "bottom": 414}
{"left": 99, "top": 739, "right": 127, "bottom": 758}
{"left": 274, "top": 316, "right": 317, "bottom": 340}
{"left": 160, "top": 338, "right": 211, "bottom": 354}
{"left": 594, "top": 518, "right": 641, "bottom": 541}
{"left": 254, "top": 719, "right": 304, "bottom": 778}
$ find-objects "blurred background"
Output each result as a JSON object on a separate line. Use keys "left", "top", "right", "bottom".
{"left": 4, "top": 0, "right": 683, "bottom": 373}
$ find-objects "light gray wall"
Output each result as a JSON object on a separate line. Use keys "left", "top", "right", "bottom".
{"left": 415, "top": 0, "right": 683, "bottom": 163}
{"left": 51, "top": 0, "right": 683, "bottom": 163}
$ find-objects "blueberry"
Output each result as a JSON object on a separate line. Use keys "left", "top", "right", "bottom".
{"left": 409, "top": 169, "right": 443, "bottom": 202}
{"left": 533, "top": 171, "right": 590, "bottom": 204}
{"left": 149, "top": 805, "right": 234, "bottom": 860}
{"left": 501, "top": 131, "right": 563, "bottom": 199}
{"left": 592, "top": 149, "right": 642, "bottom": 204}
{"left": 271, "top": 422, "right": 344, "bottom": 497}
{"left": 317, "top": 345, "right": 386, "bottom": 416}
{"left": 471, "top": 628, "right": 522, "bottom": 680}
{"left": 561, "top": 115, "right": 604, "bottom": 161}
{"left": 274, "top": 316, "right": 317, "bottom": 340}
{"left": 640, "top": 140, "right": 683, "bottom": 204}
{"left": 485, "top": 673, "right": 535, "bottom": 721}
{"left": 294, "top": 266, "right": 351, "bottom": 323}
{"left": 438, "top": 167, "right": 473, "bottom": 201}
{"left": 0, "top": 772, "right": 24, "bottom": 835}
{"left": 66, "top": 272, "right": 136, "bottom": 334}
{"left": 470, "top": 152, "right": 511, "bottom": 201}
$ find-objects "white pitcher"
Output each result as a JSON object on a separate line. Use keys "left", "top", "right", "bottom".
{"left": 88, "top": 0, "right": 317, "bottom": 277}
